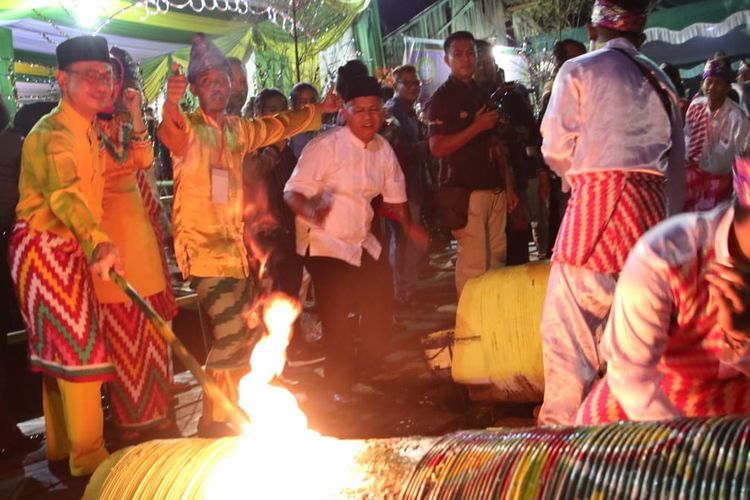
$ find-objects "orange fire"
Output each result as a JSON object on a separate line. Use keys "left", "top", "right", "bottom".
{"left": 238, "top": 293, "right": 306, "bottom": 430}
{"left": 204, "top": 292, "right": 362, "bottom": 499}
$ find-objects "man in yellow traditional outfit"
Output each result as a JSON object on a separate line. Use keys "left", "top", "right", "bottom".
{"left": 158, "top": 33, "right": 339, "bottom": 436}
{"left": 8, "top": 35, "right": 121, "bottom": 476}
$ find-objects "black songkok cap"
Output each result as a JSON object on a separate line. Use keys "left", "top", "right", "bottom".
{"left": 342, "top": 76, "right": 382, "bottom": 103}
{"left": 56, "top": 36, "right": 110, "bottom": 69}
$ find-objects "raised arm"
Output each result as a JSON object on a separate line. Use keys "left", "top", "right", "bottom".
{"left": 243, "top": 88, "right": 341, "bottom": 155}
{"left": 157, "top": 66, "right": 191, "bottom": 157}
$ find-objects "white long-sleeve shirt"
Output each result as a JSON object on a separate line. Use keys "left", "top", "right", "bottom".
{"left": 602, "top": 204, "right": 750, "bottom": 421}
{"left": 685, "top": 96, "right": 750, "bottom": 175}
{"left": 284, "top": 126, "right": 407, "bottom": 267}
{"left": 541, "top": 38, "right": 686, "bottom": 213}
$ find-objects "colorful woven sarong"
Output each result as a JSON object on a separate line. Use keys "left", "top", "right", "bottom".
{"left": 101, "top": 291, "right": 173, "bottom": 429}
{"left": 553, "top": 171, "right": 666, "bottom": 274}
{"left": 684, "top": 162, "right": 733, "bottom": 212}
{"left": 577, "top": 248, "right": 750, "bottom": 424}
{"left": 135, "top": 168, "right": 177, "bottom": 319}
{"left": 192, "top": 277, "right": 262, "bottom": 371}
{"left": 8, "top": 221, "right": 114, "bottom": 381}
{"left": 578, "top": 373, "right": 750, "bottom": 424}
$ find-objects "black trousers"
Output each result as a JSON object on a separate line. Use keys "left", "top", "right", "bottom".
{"left": 304, "top": 251, "right": 393, "bottom": 392}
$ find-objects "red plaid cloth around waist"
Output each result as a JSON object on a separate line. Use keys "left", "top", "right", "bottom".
{"left": 684, "top": 162, "right": 733, "bottom": 212}
{"left": 553, "top": 171, "right": 666, "bottom": 274}
{"left": 8, "top": 220, "right": 114, "bottom": 381}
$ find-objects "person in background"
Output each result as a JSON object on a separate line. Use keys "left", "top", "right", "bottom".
{"left": 158, "top": 33, "right": 339, "bottom": 436}
{"left": 539, "top": 38, "right": 587, "bottom": 256}
{"left": 93, "top": 47, "right": 179, "bottom": 445}
{"left": 246, "top": 88, "right": 324, "bottom": 369}
{"left": 475, "top": 39, "right": 547, "bottom": 262}
{"left": 684, "top": 56, "right": 750, "bottom": 212}
{"left": 578, "top": 158, "right": 750, "bottom": 424}
{"left": 427, "top": 31, "right": 516, "bottom": 297}
{"left": 538, "top": 0, "right": 685, "bottom": 426}
{"left": 245, "top": 88, "right": 303, "bottom": 299}
{"left": 734, "top": 59, "right": 750, "bottom": 116}
{"left": 384, "top": 65, "right": 429, "bottom": 306}
{"left": 285, "top": 76, "right": 427, "bottom": 404}
{"left": 660, "top": 63, "right": 689, "bottom": 119}
{"left": 9, "top": 35, "right": 121, "bottom": 476}
{"left": 289, "top": 82, "right": 320, "bottom": 159}
{"left": 0, "top": 100, "right": 56, "bottom": 459}
{"left": 226, "top": 57, "right": 249, "bottom": 118}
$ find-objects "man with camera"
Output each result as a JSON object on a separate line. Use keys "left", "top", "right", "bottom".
{"left": 475, "top": 39, "right": 548, "bottom": 263}
{"left": 427, "top": 31, "right": 517, "bottom": 297}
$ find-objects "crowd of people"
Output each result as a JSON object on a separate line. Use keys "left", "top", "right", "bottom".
{"left": 2, "top": 0, "right": 750, "bottom": 480}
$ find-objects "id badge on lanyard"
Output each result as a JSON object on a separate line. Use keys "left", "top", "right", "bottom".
{"left": 211, "top": 127, "right": 230, "bottom": 204}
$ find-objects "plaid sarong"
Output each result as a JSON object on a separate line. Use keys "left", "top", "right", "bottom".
{"left": 577, "top": 247, "right": 750, "bottom": 424}
{"left": 8, "top": 221, "right": 114, "bottom": 381}
{"left": 553, "top": 171, "right": 666, "bottom": 274}
{"left": 192, "top": 276, "right": 262, "bottom": 371}
{"left": 101, "top": 291, "right": 173, "bottom": 429}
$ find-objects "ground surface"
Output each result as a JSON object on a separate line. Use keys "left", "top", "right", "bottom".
{"left": 0, "top": 240, "right": 538, "bottom": 499}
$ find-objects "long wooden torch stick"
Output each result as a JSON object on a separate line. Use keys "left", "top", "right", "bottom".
{"left": 109, "top": 270, "right": 251, "bottom": 432}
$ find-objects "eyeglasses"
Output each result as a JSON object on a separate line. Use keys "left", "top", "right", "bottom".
{"left": 397, "top": 80, "right": 422, "bottom": 87}
{"left": 66, "top": 69, "right": 114, "bottom": 86}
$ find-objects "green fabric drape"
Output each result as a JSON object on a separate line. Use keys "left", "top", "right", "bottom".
{"left": 0, "top": 28, "right": 15, "bottom": 119}
{"left": 527, "top": 0, "right": 750, "bottom": 52}
{"left": 353, "top": 1, "right": 385, "bottom": 73}
{"left": 250, "top": 1, "right": 370, "bottom": 91}
{"left": 3, "top": 0, "right": 371, "bottom": 100}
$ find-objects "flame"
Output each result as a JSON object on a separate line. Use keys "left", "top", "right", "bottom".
{"left": 205, "top": 292, "right": 362, "bottom": 499}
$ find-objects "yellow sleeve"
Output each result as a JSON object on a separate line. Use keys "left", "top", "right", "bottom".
{"left": 157, "top": 105, "right": 190, "bottom": 157}
{"left": 32, "top": 131, "right": 110, "bottom": 259}
{"left": 241, "top": 104, "right": 322, "bottom": 154}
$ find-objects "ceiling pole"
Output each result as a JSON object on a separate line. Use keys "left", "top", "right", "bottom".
{"left": 292, "top": 0, "right": 301, "bottom": 83}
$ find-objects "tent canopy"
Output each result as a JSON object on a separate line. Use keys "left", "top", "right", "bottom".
{"left": 0, "top": 0, "right": 369, "bottom": 107}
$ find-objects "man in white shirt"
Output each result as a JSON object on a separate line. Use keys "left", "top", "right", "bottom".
{"left": 538, "top": 0, "right": 685, "bottom": 425}
{"left": 284, "top": 76, "right": 427, "bottom": 403}
{"left": 685, "top": 56, "right": 750, "bottom": 212}
{"left": 578, "top": 158, "right": 750, "bottom": 424}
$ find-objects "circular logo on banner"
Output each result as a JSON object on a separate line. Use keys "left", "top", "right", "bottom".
{"left": 417, "top": 55, "right": 436, "bottom": 85}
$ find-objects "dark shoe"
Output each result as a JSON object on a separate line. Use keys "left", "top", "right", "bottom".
{"left": 287, "top": 342, "right": 326, "bottom": 367}
{"left": 0, "top": 426, "right": 43, "bottom": 459}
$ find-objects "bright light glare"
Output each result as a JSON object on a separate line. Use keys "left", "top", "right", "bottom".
{"left": 492, "top": 45, "right": 531, "bottom": 85}
{"left": 75, "top": 0, "right": 100, "bottom": 28}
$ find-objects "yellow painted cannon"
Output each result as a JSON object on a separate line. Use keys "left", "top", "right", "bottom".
{"left": 452, "top": 261, "right": 549, "bottom": 402}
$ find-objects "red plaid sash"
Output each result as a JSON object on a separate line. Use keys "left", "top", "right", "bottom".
{"left": 684, "top": 162, "right": 733, "bottom": 212}
{"left": 8, "top": 221, "right": 114, "bottom": 381}
{"left": 553, "top": 171, "right": 666, "bottom": 274}
{"left": 686, "top": 101, "right": 709, "bottom": 165}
